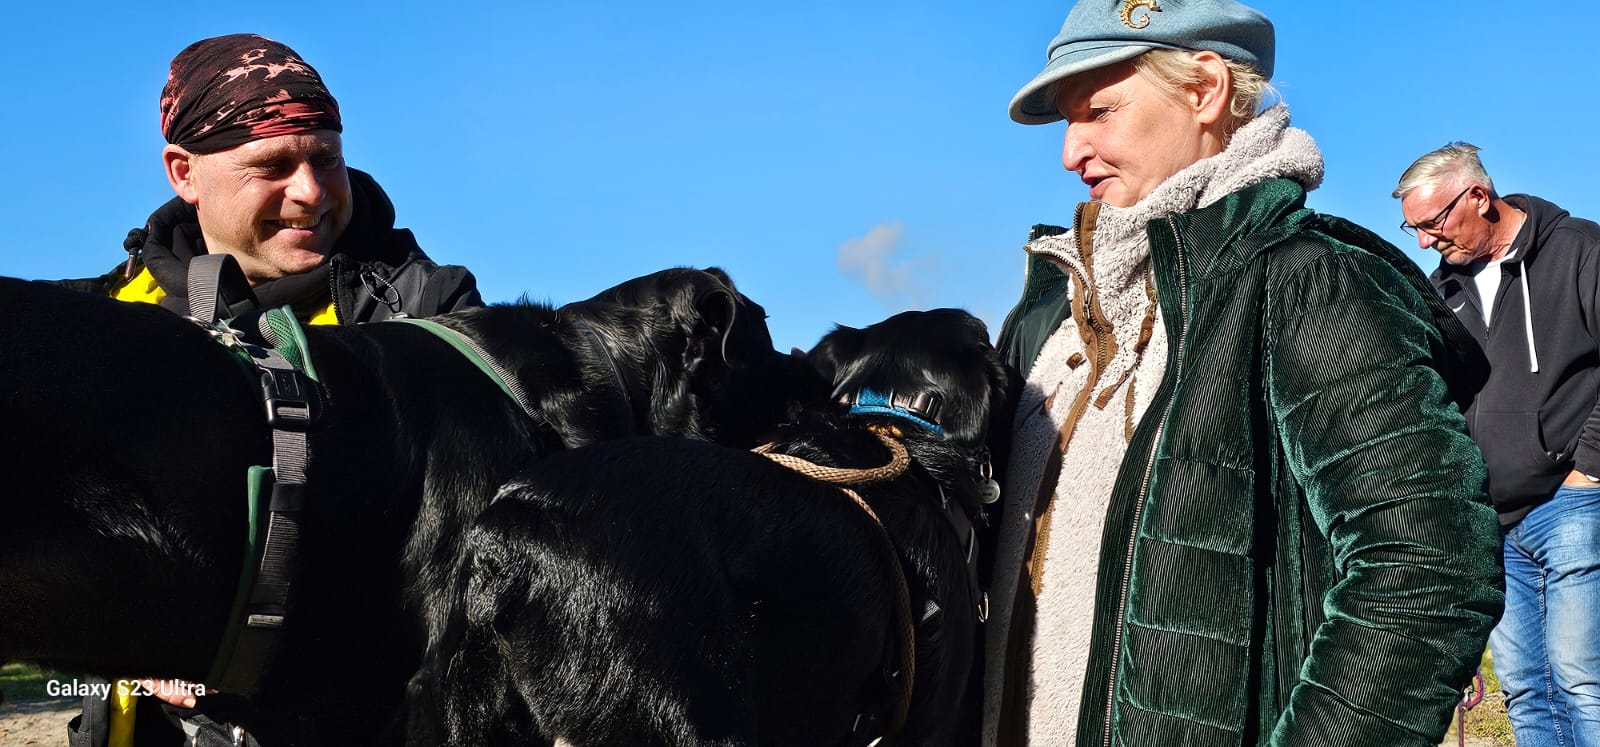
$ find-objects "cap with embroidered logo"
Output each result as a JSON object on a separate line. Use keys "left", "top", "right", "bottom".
{"left": 1009, "top": 0, "right": 1274, "bottom": 125}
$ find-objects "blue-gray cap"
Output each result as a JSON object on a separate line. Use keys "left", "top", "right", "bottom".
{"left": 1010, "top": 0, "right": 1274, "bottom": 125}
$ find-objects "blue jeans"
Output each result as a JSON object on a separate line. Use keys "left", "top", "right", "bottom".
{"left": 1490, "top": 483, "right": 1600, "bottom": 747}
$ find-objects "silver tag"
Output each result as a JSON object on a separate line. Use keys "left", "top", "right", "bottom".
{"left": 978, "top": 477, "right": 1001, "bottom": 504}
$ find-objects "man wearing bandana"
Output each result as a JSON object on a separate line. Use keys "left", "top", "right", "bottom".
{"left": 61, "top": 34, "right": 481, "bottom": 747}
{"left": 64, "top": 33, "right": 481, "bottom": 324}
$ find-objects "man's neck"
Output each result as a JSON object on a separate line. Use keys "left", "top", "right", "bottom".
{"left": 1487, "top": 202, "right": 1527, "bottom": 263}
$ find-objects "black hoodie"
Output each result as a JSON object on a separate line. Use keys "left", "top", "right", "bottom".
{"left": 1431, "top": 193, "right": 1600, "bottom": 523}
{"left": 63, "top": 167, "right": 481, "bottom": 322}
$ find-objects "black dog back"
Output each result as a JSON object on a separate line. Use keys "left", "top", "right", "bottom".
{"left": 430, "top": 308, "right": 1016, "bottom": 747}
{"left": 0, "top": 267, "right": 805, "bottom": 744}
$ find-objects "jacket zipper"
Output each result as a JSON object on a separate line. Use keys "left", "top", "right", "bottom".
{"left": 1067, "top": 275, "right": 1116, "bottom": 376}
{"left": 1024, "top": 202, "right": 1115, "bottom": 597}
{"left": 327, "top": 256, "right": 346, "bottom": 325}
{"left": 1008, "top": 206, "right": 1113, "bottom": 370}
{"left": 1070, "top": 202, "right": 1115, "bottom": 372}
{"left": 1102, "top": 214, "right": 1188, "bottom": 747}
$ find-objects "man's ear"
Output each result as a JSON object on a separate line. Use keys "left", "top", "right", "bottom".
{"left": 163, "top": 145, "right": 201, "bottom": 205}
{"left": 1469, "top": 184, "right": 1492, "bottom": 218}
{"left": 1189, "top": 50, "right": 1233, "bottom": 127}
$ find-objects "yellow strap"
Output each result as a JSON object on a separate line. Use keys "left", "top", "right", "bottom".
{"left": 306, "top": 301, "right": 338, "bottom": 326}
{"left": 109, "top": 265, "right": 339, "bottom": 325}
{"left": 109, "top": 680, "right": 136, "bottom": 747}
{"left": 111, "top": 267, "right": 165, "bottom": 305}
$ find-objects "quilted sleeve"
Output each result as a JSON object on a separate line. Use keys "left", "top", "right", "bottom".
{"left": 1263, "top": 241, "right": 1503, "bottom": 746}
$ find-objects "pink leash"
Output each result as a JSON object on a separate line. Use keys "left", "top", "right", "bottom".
{"left": 1457, "top": 668, "right": 1486, "bottom": 747}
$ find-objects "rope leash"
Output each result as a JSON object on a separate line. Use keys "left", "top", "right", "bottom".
{"left": 752, "top": 428, "right": 917, "bottom": 738}
{"left": 751, "top": 427, "right": 911, "bottom": 485}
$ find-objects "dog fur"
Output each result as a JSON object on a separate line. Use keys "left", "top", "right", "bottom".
{"left": 425, "top": 308, "right": 1016, "bottom": 746}
{"left": 0, "top": 267, "right": 810, "bottom": 745}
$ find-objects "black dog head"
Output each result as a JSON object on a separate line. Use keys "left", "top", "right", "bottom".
{"left": 584, "top": 266, "right": 766, "bottom": 370}
{"left": 807, "top": 308, "right": 1013, "bottom": 455}
{"left": 576, "top": 267, "right": 824, "bottom": 447}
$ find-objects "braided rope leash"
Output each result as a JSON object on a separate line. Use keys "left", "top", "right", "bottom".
{"left": 751, "top": 427, "right": 911, "bottom": 484}
{"left": 752, "top": 428, "right": 917, "bottom": 738}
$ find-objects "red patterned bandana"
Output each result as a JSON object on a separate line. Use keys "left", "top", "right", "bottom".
{"left": 159, "top": 34, "right": 342, "bottom": 154}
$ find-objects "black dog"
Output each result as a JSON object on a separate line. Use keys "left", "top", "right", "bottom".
{"left": 428, "top": 308, "right": 1016, "bottom": 746}
{"left": 0, "top": 267, "right": 809, "bottom": 745}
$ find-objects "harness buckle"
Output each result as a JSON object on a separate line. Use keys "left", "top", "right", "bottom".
{"left": 900, "top": 390, "right": 942, "bottom": 424}
{"left": 260, "top": 367, "right": 320, "bottom": 431}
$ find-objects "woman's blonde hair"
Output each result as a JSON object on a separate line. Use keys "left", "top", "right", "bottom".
{"left": 1132, "top": 48, "right": 1277, "bottom": 134}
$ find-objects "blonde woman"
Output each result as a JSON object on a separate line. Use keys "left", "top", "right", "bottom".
{"left": 984, "top": 1, "right": 1503, "bottom": 744}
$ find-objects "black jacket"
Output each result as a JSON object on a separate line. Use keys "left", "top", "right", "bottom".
{"left": 1431, "top": 193, "right": 1600, "bottom": 522}
{"left": 62, "top": 167, "right": 481, "bottom": 322}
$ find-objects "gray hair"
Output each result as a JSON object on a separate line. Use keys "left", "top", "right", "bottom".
{"left": 1393, "top": 141, "right": 1496, "bottom": 199}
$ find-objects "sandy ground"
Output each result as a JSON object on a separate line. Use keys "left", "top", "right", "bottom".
{"left": 1445, "top": 738, "right": 1505, "bottom": 747}
{"left": 0, "top": 699, "right": 76, "bottom": 746}
{"left": 0, "top": 698, "right": 1506, "bottom": 746}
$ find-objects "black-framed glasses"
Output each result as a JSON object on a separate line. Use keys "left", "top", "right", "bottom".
{"left": 1401, "top": 186, "right": 1472, "bottom": 238}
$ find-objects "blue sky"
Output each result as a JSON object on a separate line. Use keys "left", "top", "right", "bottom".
{"left": 5, "top": 1, "right": 1598, "bottom": 351}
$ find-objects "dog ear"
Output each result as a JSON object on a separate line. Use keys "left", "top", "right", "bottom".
{"left": 700, "top": 266, "right": 736, "bottom": 291}
{"left": 690, "top": 268, "right": 775, "bottom": 371}
{"left": 805, "top": 324, "right": 864, "bottom": 391}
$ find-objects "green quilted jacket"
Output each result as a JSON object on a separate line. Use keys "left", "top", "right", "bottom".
{"left": 995, "top": 179, "right": 1503, "bottom": 746}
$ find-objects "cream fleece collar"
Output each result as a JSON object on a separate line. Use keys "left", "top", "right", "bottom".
{"left": 1027, "top": 104, "right": 1323, "bottom": 280}
{"left": 1018, "top": 104, "right": 1324, "bottom": 384}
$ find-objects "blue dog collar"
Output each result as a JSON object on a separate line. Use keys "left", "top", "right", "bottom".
{"left": 846, "top": 387, "right": 945, "bottom": 437}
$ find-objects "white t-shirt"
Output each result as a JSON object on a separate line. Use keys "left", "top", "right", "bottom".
{"left": 1475, "top": 256, "right": 1509, "bottom": 325}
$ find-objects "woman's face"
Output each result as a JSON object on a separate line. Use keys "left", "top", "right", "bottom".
{"left": 1054, "top": 62, "right": 1216, "bottom": 208}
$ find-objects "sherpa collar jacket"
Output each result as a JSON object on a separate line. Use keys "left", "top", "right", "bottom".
{"left": 989, "top": 178, "right": 1503, "bottom": 746}
{"left": 62, "top": 168, "right": 482, "bottom": 323}
{"left": 1430, "top": 193, "right": 1600, "bottom": 522}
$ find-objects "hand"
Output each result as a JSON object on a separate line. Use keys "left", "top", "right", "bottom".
{"left": 135, "top": 678, "right": 205, "bottom": 708}
{"left": 1562, "top": 469, "right": 1600, "bottom": 486}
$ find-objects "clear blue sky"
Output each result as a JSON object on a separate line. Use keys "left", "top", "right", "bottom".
{"left": 5, "top": 1, "right": 1597, "bottom": 351}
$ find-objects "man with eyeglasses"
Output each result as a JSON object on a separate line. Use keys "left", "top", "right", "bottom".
{"left": 1394, "top": 141, "right": 1600, "bottom": 747}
